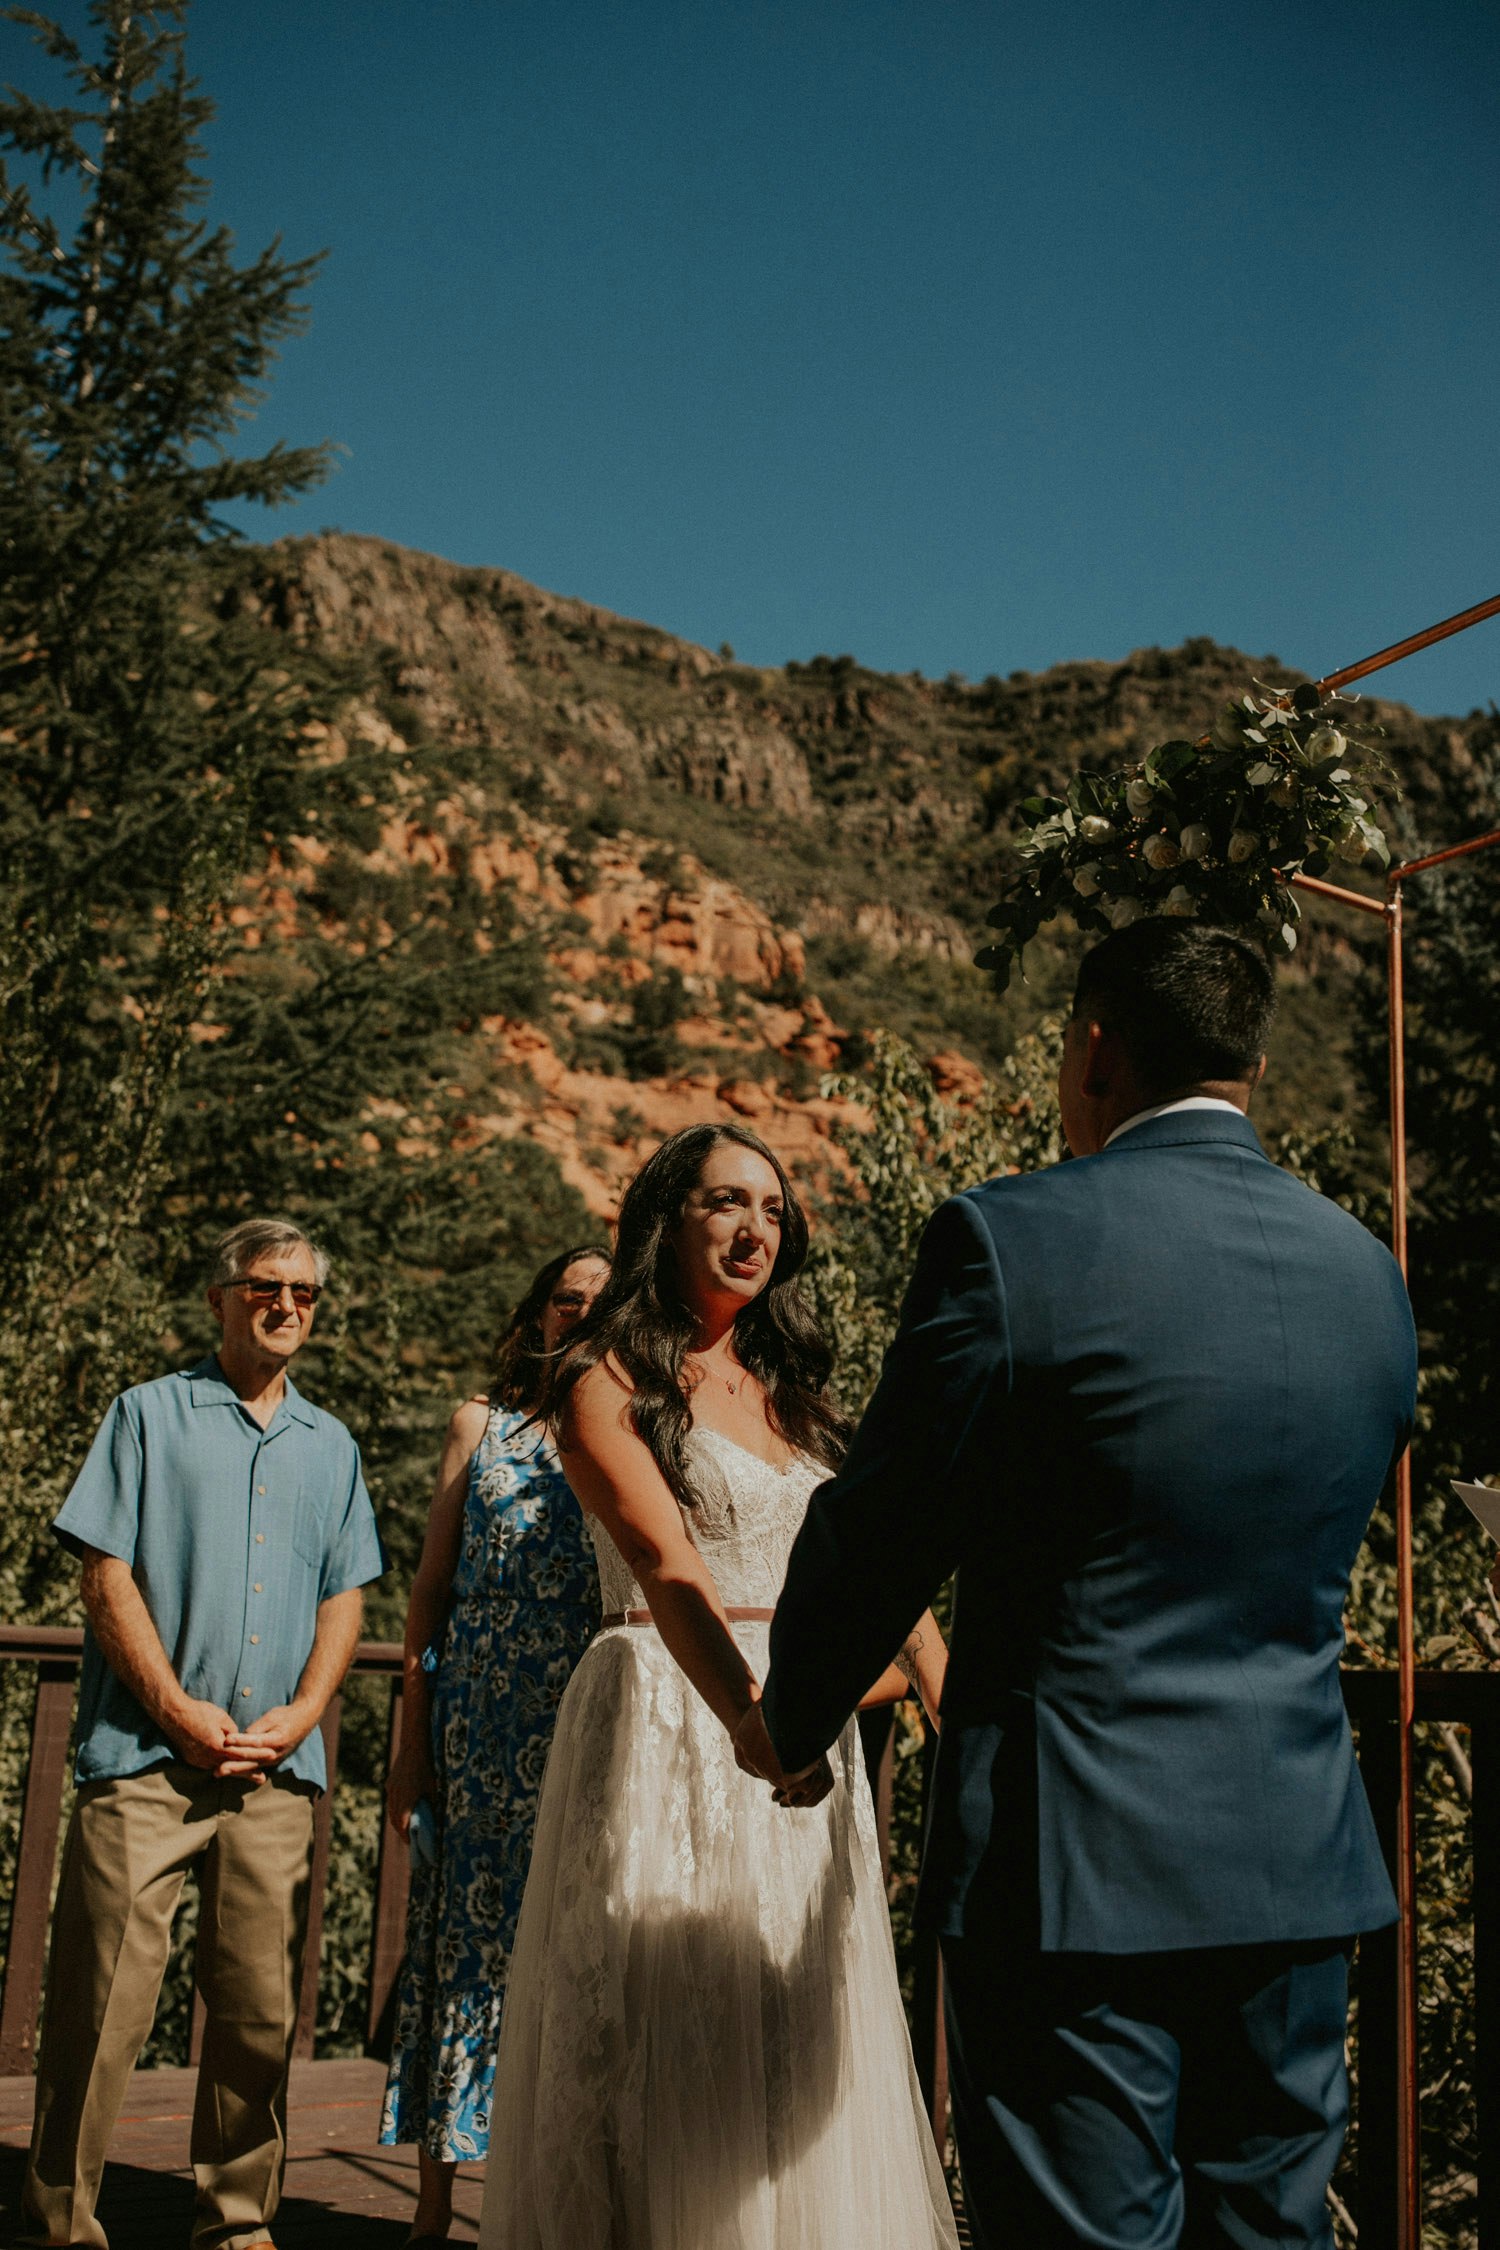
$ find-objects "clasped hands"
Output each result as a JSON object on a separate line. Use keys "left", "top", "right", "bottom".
{"left": 732, "top": 1697, "right": 834, "bottom": 1809}
{"left": 167, "top": 1693, "right": 315, "bottom": 1783}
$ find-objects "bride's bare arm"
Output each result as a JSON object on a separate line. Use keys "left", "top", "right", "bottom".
{"left": 561, "top": 1362, "right": 828, "bottom": 1803}
{"left": 857, "top": 1608, "right": 947, "bottom": 1731}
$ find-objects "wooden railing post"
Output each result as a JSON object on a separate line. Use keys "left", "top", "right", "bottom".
{"left": 293, "top": 1692, "right": 343, "bottom": 2061}
{"left": 366, "top": 1676, "right": 411, "bottom": 2054}
{"left": 189, "top": 1979, "right": 207, "bottom": 2065}
{"left": 858, "top": 1705, "right": 897, "bottom": 1879}
{"left": 1473, "top": 1694, "right": 1498, "bottom": 2250}
{"left": 1352, "top": 1699, "right": 1401, "bottom": 2250}
{"left": 0, "top": 1654, "right": 79, "bottom": 2075}
{"left": 911, "top": 1716, "right": 948, "bottom": 2152}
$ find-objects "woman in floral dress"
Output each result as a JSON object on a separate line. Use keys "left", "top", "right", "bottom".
{"left": 380, "top": 1244, "right": 611, "bottom": 2247}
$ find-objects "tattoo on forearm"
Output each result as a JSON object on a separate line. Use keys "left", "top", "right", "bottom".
{"left": 895, "top": 1630, "right": 925, "bottom": 1689}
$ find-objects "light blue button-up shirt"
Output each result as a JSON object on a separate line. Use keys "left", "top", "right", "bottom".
{"left": 54, "top": 1356, "right": 385, "bottom": 1790}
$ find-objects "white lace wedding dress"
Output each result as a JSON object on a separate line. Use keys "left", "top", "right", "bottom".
{"left": 477, "top": 1425, "right": 958, "bottom": 2250}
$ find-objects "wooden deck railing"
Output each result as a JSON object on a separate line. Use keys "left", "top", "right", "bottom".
{"left": 0, "top": 1633, "right": 1493, "bottom": 2242}
{"left": 0, "top": 1626, "right": 410, "bottom": 2077}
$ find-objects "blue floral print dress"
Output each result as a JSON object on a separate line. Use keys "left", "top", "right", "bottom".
{"left": 379, "top": 1403, "right": 600, "bottom": 2162}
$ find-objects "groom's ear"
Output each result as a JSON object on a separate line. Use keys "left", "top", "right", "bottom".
{"left": 1078, "top": 1018, "right": 1123, "bottom": 1100}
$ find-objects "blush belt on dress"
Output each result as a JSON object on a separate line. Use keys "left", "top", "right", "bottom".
{"left": 600, "top": 1605, "right": 776, "bottom": 1628}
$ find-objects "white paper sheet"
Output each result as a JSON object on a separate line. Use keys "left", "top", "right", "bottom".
{"left": 1452, "top": 1480, "right": 1500, "bottom": 1543}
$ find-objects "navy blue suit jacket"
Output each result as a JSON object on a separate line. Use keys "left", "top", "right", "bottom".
{"left": 762, "top": 1109, "right": 1417, "bottom": 1953}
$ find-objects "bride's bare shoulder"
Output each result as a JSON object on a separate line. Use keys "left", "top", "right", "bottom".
{"left": 571, "top": 1352, "right": 635, "bottom": 1405}
{"left": 562, "top": 1354, "right": 640, "bottom": 1452}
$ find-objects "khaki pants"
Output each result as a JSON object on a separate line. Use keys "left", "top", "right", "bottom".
{"left": 22, "top": 1761, "right": 316, "bottom": 2250}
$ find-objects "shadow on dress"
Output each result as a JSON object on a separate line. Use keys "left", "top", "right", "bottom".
{"left": 515, "top": 1823, "right": 861, "bottom": 2248}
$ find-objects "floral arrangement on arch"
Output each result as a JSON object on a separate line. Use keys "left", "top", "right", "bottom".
{"left": 976, "top": 682, "right": 1394, "bottom": 989}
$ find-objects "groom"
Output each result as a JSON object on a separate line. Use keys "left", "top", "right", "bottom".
{"left": 752, "top": 919, "right": 1417, "bottom": 2250}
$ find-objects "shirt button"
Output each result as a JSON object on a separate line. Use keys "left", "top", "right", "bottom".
{"left": 240, "top": 1687, "right": 252, "bottom": 1698}
{"left": 249, "top": 1634, "right": 260, "bottom": 1645}
{"left": 253, "top": 1583, "right": 263, "bottom": 1594}
{"left": 257, "top": 1484, "right": 267, "bottom": 1496}
{"left": 255, "top": 1533, "right": 265, "bottom": 1544}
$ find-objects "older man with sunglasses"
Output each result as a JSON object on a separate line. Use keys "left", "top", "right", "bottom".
{"left": 22, "top": 1219, "right": 384, "bottom": 2250}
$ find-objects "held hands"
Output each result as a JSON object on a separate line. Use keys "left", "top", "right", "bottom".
{"left": 732, "top": 1699, "right": 835, "bottom": 1810}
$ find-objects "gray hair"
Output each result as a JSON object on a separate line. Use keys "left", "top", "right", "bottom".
{"left": 209, "top": 1218, "right": 330, "bottom": 1290}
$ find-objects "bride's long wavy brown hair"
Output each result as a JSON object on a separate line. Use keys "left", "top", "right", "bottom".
{"left": 544, "top": 1123, "right": 849, "bottom": 1509}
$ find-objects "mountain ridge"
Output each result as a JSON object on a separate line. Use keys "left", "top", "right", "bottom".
{"left": 213, "top": 531, "right": 1498, "bottom": 1210}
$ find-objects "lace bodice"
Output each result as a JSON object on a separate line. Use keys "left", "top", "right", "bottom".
{"left": 588, "top": 1425, "right": 825, "bottom": 1615}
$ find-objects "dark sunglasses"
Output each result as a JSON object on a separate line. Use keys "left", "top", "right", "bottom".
{"left": 229, "top": 1280, "right": 322, "bottom": 1311}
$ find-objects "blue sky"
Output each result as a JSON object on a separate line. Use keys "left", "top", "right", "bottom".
{"left": 8, "top": 0, "right": 1500, "bottom": 713}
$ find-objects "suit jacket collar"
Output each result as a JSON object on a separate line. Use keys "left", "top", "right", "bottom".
{"left": 1095, "top": 1108, "right": 1267, "bottom": 1160}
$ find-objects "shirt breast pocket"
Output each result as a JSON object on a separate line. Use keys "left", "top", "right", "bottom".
{"left": 290, "top": 1488, "right": 329, "bottom": 1572}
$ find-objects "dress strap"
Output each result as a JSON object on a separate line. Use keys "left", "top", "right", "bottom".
{"left": 600, "top": 1605, "right": 775, "bottom": 1628}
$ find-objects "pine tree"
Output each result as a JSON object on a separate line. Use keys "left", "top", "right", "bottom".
{"left": 0, "top": 0, "right": 336, "bottom": 1614}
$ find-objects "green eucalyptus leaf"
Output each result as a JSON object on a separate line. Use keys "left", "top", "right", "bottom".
{"left": 1146, "top": 741, "right": 1198, "bottom": 784}
{"left": 1066, "top": 772, "right": 1108, "bottom": 819}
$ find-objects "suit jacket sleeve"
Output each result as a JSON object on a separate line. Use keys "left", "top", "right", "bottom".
{"left": 762, "top": 1191, "right": 1009, "bottom": 1773}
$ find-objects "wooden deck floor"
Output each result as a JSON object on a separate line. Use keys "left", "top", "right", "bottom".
{"left": 0, "top": 2059, "right": 485, "bottom": 2246}
{"left": 0, "top": 2061, "right": 973, "bottom": 2247}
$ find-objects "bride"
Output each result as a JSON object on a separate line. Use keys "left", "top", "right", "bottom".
{"left": 478, "top": 1122, "right": 958, "bottom": 2249}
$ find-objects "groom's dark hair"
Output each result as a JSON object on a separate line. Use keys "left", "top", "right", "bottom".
{"left": 1073, "top": 920, "right": 1275, "bottom": 1093}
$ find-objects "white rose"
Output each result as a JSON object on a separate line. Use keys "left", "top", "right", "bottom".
{"left": 1072, "top": 863, "right": 1103, "bottom": 897}
{"left": 1162, "top": 885, "right": 1196, "bottom": 917}
{"left": 1305, "top": 726, "right": 1345, "bottom": 761}
{"left": 1337, "top": 826, "right": 1369, "bottom": 864}
{"left": 1125, "top": 778, "right": 1155, "bottom": 815}
{"left": 1109, "top": 895, "right": 1141, "bottom": 929}
{"left": 1227, "top": 829, "right": 1260, "bottom": 864}
{"left": 1269, "top": 777, "right": 1297, "bottom": 808}
{"left": 1178, "top": 824, "right": 1210, "bottom": 860}
{"left": 1079, "top": 815, "right": 1115, "bottom": 845}
{"left": 1142, "top": 833, "right": 1180, "bottom": 870}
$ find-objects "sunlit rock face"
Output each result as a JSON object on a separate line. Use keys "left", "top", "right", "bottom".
{"left": 214, "top": 532, "right": 1492, "bottom": 1211}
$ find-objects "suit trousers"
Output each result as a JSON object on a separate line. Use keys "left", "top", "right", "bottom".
{"left": 941, "top": 1930, "right": 1353, "bottom": 2250}
{"left": 22, "top": 1761, "right": 316, "bottom": 2250}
